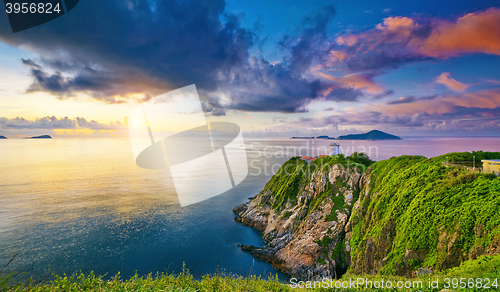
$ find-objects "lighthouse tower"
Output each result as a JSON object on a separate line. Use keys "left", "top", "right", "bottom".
{"left": 330, "top": 143, "right": 340, "bottom": 156}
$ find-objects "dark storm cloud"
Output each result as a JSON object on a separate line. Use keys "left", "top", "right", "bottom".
{"left": 1, "top": 0, "right": 249, "bottom": 88}
{"left": 205, "top": 5, "right": 338, "bottom": 113}
{"left": 1, "top": 1, "right": 340, "bottom": 113}
{"left": 1, "top": 0, "right": 253, "bottom": 99}
{"left": 21, "top": 58, "right": 164, "bottom": 103}
{"left": 209, "top": 57, "right": 323, "bottom": 113}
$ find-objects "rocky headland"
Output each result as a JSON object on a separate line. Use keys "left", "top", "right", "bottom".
{"left": 234, "top": 151, "right": 500, "bottom": 281}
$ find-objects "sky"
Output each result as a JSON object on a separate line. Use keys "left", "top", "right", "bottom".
{"left": 0, "top": 0, "right": 499, "bottom": 138}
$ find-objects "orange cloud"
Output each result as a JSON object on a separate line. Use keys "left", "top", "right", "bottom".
{"left": 436, "top": 72, "right": 469, "bottom": 92}
{"left": 417, "top": 8, "right": 500, "bottom": 57}
{"left": 336, "top": 35, "right": 357, "bottom": 46}
{"left": 325, "top": 8, "right": 500, "bottom": 72}
{"left": 325, "top": 51, "right": 348, "bottom": 66}
{"left": 376, "top": 16, "right": 415, "bottom": 35}
{"left": 318, "top": 72, "right": 385, "bottom": 94}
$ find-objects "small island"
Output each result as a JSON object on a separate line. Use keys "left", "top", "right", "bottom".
{"left": 25, "top": 135, "right": 52, "bottom": 139}
{"left": 0, "top": 135, "right": 6, "bottom": 139}
{"left": 336, "top": 130, "right": 401, "bottom": 140}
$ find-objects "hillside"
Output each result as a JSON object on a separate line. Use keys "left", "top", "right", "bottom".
{"left": 234, "top": 151, "right": 500, "bottom": 281}
{"left": 337, "top": 130, "right": 401, "bottom": 140}
{"left": 234, "top": 153, "right": 372, "bottom": 280}
{"left": 347, "top": 151, "right": 500, "bottom": 276}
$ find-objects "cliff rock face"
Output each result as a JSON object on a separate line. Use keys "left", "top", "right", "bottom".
{"left": 234, "top": 156, "right": 363, "bottom": 280}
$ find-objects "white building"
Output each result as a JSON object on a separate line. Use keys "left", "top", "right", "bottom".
{"left": 330, "top": 143, "right": 340, "bottom": 156}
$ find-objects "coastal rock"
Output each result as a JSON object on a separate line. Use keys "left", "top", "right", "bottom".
{"left": 234, "top": 157, "right": 363, "bottom": 281}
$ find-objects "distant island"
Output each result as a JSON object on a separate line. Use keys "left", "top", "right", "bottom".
{"left": 291, "top": 130, "right": 401, "bottom": 140}
{"left": 25, "top": 135, "right": 52, "bottom": 139}
{"left": 336, "top": 130, "right": 401, "bottom": 140}
{"left": 0, "top": 135, "right": 6, "bottom": 139}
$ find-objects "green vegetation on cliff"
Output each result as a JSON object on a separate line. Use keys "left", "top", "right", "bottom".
{"left": 262, "top": 153, "right": 372, "bottom": 213}
{"left": 349, "top": 151, "right": 500, "bottom": 276}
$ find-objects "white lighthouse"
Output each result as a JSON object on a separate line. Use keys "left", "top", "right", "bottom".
{"left": 330, "top": 143, "right": 340, "bottom": 156}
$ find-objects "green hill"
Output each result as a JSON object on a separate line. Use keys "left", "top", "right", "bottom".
{"left": 348, "top": 151, "right": 500, "bottom": 276}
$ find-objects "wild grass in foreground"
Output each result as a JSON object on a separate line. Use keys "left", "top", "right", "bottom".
{"left": 1, "top": 255, "right": 499, "bottom": 291}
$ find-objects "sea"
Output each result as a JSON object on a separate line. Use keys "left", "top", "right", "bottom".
{"left": 0, "top": 136, "right": 499, "bottom": 283}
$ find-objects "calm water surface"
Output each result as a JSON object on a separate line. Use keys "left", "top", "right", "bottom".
{"left": 0, "top": 137, "right": 499, "bottom": 282}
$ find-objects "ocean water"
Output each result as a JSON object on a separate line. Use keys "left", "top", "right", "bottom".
{"left": 0, "top": 136, "right": 499, "bottom": 283}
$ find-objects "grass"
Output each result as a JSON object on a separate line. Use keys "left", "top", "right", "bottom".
{"left": 1, "top": 264, "right": 291, "bottom": 292}
{"left": 1, "top": 255, "right": 499, "bottom": 291}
